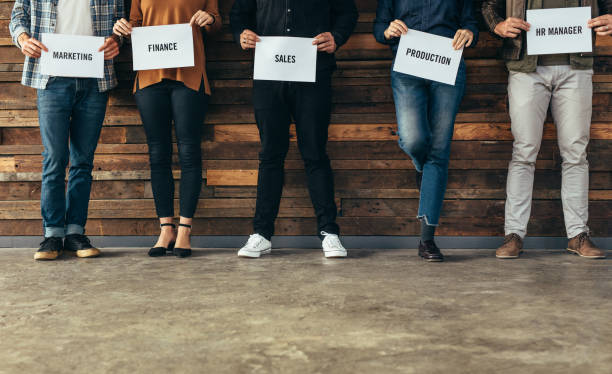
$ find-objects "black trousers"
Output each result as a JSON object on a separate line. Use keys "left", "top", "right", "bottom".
{"left": 134, "top": 79, "right": 208, "bottom": 219}
{"left": 252, "top": 70, "right": 340, "bottom": 240}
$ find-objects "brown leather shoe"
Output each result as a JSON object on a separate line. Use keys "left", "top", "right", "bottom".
{"left": 418, "top": 240, "right": 444, "bottom": 262}
{"left": 567, "top": 232, "right": 606, "bottom": 259}
{"left": 496, "top": 233, "right": 523, "bottom": 259}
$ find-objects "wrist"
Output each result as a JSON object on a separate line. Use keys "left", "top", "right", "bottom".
{"left": 18, "top": 32, "right": 30, "bottom": 46}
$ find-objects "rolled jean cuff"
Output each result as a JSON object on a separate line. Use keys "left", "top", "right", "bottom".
{"left": 417, "top": 215, "right": 439, "bottom": 227}
{"left": 45, "top": 226, "right": 65, "bottom": 238}
{"left": 66, "top": 224, "right": 84, "bottom": 236}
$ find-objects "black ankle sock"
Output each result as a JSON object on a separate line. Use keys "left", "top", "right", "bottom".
{"left": 420, "top": 220, "right": 436, "bottom": 242}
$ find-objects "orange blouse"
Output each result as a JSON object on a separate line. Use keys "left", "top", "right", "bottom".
{"left": 130, "top": 0, "right": 221, "bottom": 94}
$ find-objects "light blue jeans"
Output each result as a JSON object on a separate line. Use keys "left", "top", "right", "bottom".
{"left": 391, "top": 61, "right": 466, "bottom": 226}
{"left": 37, "top": 77, "right": 108, "bottom": 238}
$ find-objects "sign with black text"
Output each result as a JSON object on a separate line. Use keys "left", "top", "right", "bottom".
{"left": 393, "top": 30, "right": 463, "bottom": 85}
{"left": 253, "top": 37, "right": 317, "bottom": 82}
{"left": 526, "top": 7, "right": 592, "bottom": 55}
{"left": 131, "top": 23, "right": 194, "bottom": 71}
{"left": 39, "top": 33, "right": 104, "bottom": 78}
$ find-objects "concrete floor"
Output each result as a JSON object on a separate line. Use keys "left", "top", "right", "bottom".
{"left": 0, "top": 247, "right": 610, "bottom": 374}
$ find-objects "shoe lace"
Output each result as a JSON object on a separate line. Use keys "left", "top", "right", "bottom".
{"left": 40, "top": 237, "right": 59, "bottom": 247}
{"left": 73, "top": 234, "right": 92, "bottom": 246}
{"left": 321, "top": 232, "right": 342, "bottom": 249}
{"left": 504, "top": 233, "right": 521, "bottom": 244}
{"left": 576, "top": 232, "right": 590, "bottom": 247}
{"left": 245, "top": 234, "right": 263, "bottom": 249}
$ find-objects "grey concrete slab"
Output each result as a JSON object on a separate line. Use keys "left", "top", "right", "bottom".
{"left": 0, "top": 248, "right": 610, "bottom": 374}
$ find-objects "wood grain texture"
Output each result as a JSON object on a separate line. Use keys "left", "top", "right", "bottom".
{"left": 0, "top": 0, "right": 610, "bottom": 237}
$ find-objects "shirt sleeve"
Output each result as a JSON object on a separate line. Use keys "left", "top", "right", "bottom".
{"left": 204, "top": 0, "right": 222, "bottom": 35}
{"left": 9, "top": 0, "right": 31, "bottom": 48}
{"left": 373, "top": 0, "right": 396, "bottom": 45}
{"left": 481, "top": 0, "right": 506, "bottom": 34}
{"left": 460, "top": 0, "right": 479, "bottom": 47}
{"left": 599, "top": 0, "right": 612, "bottom": 18}
{"left": 330, "top": 0, "right": 358, "bottom": 48}
{"left": 229, "top": 0, "right": 257, "bottom": 45}
{"left": 129, "top": 0, "right": 143, "bottom": 27}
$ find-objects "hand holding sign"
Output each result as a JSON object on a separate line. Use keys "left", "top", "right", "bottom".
{"left": 494, "top": 17, "right": 531, "bottom": 39}
{"left": 113, "top": 18, "right": 133, "bottom": 37}
{"left": 384, "top": 19, "right": 408, "bottom": 40}
{"left": 313, "top": 32, "right": 336, "bottom": 53}
{"left": 588, "top": 14, "right": 612, "bottom": 36}
{"left": 18, "top": 34, "right": 48, "bottom": 58}
{"left": 240, "top": 29, "right": 260, "bottom": 50}
{"left": 190, "top": 10, "right": 215, "bottom": 27}
{"left": 98, "top": 37, "right": 120, "bottom": 60}
{"left": 451, "top": 29, "right": 474, "bottom": 50}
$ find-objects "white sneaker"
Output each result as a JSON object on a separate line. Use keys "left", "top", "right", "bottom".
{"left": 321, "top": 231, "right": 347, "bottom": 258}
{"left": 237, "top": 234, "right": 272, "bottom": 258}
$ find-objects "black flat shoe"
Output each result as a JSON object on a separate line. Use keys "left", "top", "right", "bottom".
{"left": 418, "top": 240, "right": 444, "bottom": 262}
{"left": 149, "top": 223, "right": 176, "bottom": 257}
{"left": 173, "top": 223, "right": 192, "bottom": 258}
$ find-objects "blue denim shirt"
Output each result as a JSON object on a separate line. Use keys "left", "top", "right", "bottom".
{"left": 373, "top": 0, "right": 479, "bottom": 54}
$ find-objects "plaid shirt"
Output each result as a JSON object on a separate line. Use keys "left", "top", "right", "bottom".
{"left": 9, "top": 0, "right": 124, "bottom": 92}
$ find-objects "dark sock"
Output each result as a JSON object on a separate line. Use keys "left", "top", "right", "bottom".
{"left": 421, "top": 220, "right": 436, "bottom": 242}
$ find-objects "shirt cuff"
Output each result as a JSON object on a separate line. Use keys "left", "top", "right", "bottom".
{"left": 12, "top": 26, "right": 30, "bottom": 49}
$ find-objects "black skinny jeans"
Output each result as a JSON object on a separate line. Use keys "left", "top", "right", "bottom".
{"left": 253, "top": 70, "right": 340, "bottom": 240}
{"left": 135, "top": 79, "right": 208, "bottom": 219}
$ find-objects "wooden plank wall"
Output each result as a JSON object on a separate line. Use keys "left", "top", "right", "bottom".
{"left": 0, "top": 0, "right": 610, "bottom": 237}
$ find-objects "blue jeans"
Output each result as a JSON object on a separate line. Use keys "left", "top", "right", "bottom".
{"left": 391, "top": 62, "right": 466, "bottom": 226}
{"left": 37, "top": 77, "right": 108, "bottom": 238}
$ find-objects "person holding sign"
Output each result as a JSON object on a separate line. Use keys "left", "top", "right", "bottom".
{"left": 230, "top": 0, "right": 358, "bottom": 258}
{"left": 482, "top": 0, "right": 609, "bottom": 259}
{"left": 374, "top": 0, "right": 479, "bottom": 262}
{"left": 113, "top": 0, "right": 221, "bottom": 258}
{"left": 9, "top": 0, "right": 124, "bottom": 261}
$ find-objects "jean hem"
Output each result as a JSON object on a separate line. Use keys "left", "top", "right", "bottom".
{"left": 44, "top": 226, "right": 65, "bottom": 238}
{"left": 417, "top": 215, "right": 439, "bottom": 227}
{"left": 65, "top": 224, "right": 85, "bottom": 236}
{"left": 567, "top": 227, "right": 590, "bottom": 239}
{"left": 504, "top": 229, "right": 526, "bottom": 239}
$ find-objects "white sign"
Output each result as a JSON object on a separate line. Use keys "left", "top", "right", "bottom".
{"left": 39, "top": 33, "right": 104, "bottom": 78}
{"left": 131, "top": 23, "right": 195, "bottom": 71}
{"left": 526, "top": 7, "right": 592, "bottom": 55}
{"left": 392, "top": 30, "right": 463, "bottom": 86}
{"left": 254, "top": 37, "right": 317, "bottom": 82}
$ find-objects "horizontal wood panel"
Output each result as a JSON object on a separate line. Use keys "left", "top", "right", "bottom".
{"left": 0, "top": 0, "right": 610, "bottom": 237}
{"left": 0, "top": 217, "right": 609, "bottom": 236}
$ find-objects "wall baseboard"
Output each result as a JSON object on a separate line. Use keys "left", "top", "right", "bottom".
{"left": 1, "top": 236, "right": 610, "bottom": 250}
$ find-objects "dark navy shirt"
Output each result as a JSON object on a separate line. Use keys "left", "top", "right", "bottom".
{"left": 373, "top": 0, "right": 479, "bottom": 54}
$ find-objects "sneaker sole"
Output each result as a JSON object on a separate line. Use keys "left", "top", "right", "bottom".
{"left": 324, "top": 250, "right": 347, "bottom": 258}
{"left": 76, "top": 249, "right": 101, "bottom": 258}
{"left": 238, "top": 248, "right": 271, "bottom": 259}
{"left": 34, "top": 251, "right": 60, "bottom": 261}
{"left": 566, "top": 248, "right": 606, "bottom": 259}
